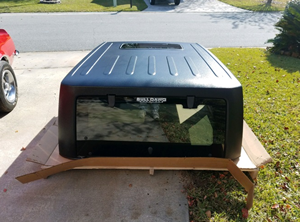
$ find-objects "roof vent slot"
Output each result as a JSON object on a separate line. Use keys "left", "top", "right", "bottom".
{"left": 103, "top": 55, "right": 119, "bottom": 75}
{"left": 126, "top": 56, "right": 137, "bottom": 75}
{"left": 185, "top": 57, "right": 200, "bottom": 77}
{"left": 167, "top": 56, "right": 179, "bottom": 76}
{"left": 121, "top": 43, "right": 182, "bottom": 49}
{"left": 148, "top": 56, "right": 156, "bottom": 75}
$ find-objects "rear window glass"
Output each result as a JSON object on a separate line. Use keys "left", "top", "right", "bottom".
{"left": 76, "top": 96, "right": 226, "bottom": 146}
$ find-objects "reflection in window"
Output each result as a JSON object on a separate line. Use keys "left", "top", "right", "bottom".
{"left": 76, "top": 97, "right": 226, "bottom": 147}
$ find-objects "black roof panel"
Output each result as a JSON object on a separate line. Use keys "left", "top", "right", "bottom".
{"left": 62, "top": 42, "right": 241, "bottom": 89}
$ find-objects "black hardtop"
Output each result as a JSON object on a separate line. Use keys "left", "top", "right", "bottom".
{"left": 62, "top": 42, "right": 241, "bottom": 89}
{"left": 58, "top": 42, "right": 244, "bottom": 160}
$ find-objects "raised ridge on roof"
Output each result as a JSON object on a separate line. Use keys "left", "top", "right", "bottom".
{"left": 65, "top": 42, "right": 239, "bottom": 89}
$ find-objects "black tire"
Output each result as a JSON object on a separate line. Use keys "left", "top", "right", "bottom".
{"left": 150, "top": 0, "right": 155, "bottom": 5}
{"left": 0, "top": 61, "right": 18, "bottom": 113}
{"left": 174, "top": 0, "right": 180, "bottom": 5}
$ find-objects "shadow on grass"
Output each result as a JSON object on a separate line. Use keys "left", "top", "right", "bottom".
{"left": 0, "top": 0, "right": 38, "bottom": 11}
{"left": 220, "top": 0, "right": 286, "bottom": 12}
{"left": 243, "top": 3, "right": 283, "bottom": 12}
{"left": 91, "top": 0, "right": 147, "bottom": 10}
{"left": 266, "top": 52, "right": 300, "bottom": 73}
{"left": 182, "top": 171, "right": 248, "bottom": 221}
{"left": 0, "top": 0, "right": 30, "bottom": 3}
{"left": 0, "top": 0, "right": 148, "bottom": 12}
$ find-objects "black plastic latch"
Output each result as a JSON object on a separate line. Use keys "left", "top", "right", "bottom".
{"left": 108, "top": 95, "right": 115, "bottom": 107}
{"left": 187, "top": 96, "right": 195, "bottom": 109}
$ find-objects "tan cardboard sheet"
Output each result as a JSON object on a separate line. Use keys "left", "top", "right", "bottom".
{"left": 15, "top": 117, "right": 272, "bottom": 210}
{"left": 242, "top": 121, "right": 271, "bottom": 166}
{"left": 25, "top": 117, "right": 271, "bottom": 170}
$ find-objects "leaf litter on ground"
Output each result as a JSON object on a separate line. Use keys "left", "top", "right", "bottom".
{"left": 182, "top": 48, "right": 300, "bottom": 222}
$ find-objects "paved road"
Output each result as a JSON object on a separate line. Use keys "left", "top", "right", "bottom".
{"left": 1, "top": 6, "right": 281, "bottom": 52}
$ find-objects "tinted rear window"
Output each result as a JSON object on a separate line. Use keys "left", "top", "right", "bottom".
{"left": 76, "top": 96, "right": 226, "bottom": 146}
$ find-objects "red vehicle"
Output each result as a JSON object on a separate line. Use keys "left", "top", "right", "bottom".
{"left": 0, "top": 29, "right": 18, "bottom": 112}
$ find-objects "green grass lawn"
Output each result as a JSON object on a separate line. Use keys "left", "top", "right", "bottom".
{"left": 219, "top": 0, "right": 289, "bottom": 11}
{"left": 185, "top": 48, "right": 300, "bottom": 221}
{"left": 0, "top": 0, "right": 147, "bottom": 13}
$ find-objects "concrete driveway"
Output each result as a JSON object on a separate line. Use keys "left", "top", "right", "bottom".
{"left": 0, "top": 51, "right": 189, "bottom": 222}
{"left": 143, "top": 0, "right": 248, "bottom": 12}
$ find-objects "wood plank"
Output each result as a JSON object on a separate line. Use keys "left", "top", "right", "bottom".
{"left": 17, "top": 157, "right": 230, "bottom": 183}
{"left": 16, "top": 157, "right": 255, "bottom": 209}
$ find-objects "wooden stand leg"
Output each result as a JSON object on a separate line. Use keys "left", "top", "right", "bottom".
{"left": 149, "top": 168, "right": 154, "bottom": 175}
{"left": 249, "top": 170, "right": 258, "bottom": 180}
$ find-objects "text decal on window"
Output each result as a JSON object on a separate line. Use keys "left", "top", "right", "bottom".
{"left": 136, "top": 97, "right": 167, "bottom": 103}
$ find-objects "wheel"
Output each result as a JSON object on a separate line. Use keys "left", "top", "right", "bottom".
{"left": 150, "top": 0, "right": 155, "bottom": 5}
{"left": 0, "top": 61, "right": 18, "bottom": 112}
{"left": 174, "top": 0, "right": 180, "bottom": 5}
